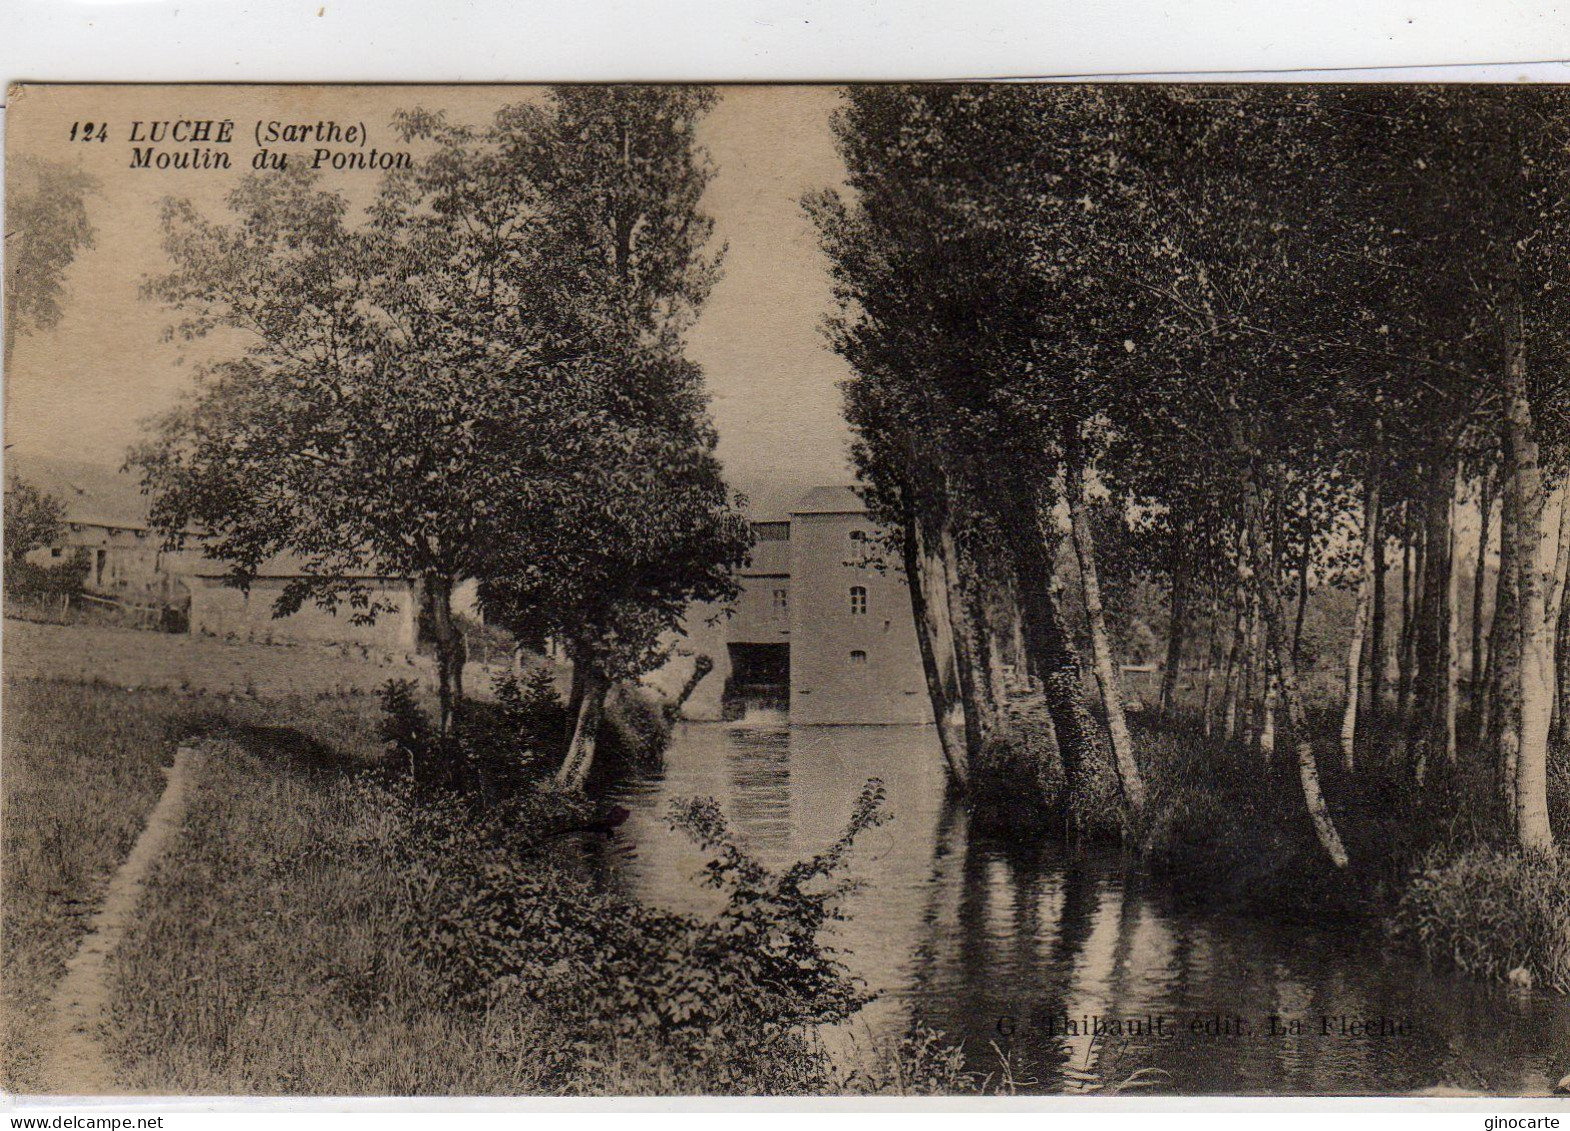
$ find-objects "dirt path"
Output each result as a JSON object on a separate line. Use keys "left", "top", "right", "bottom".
{"left": 37, "top": 744, "right": 203, "bottom": 1095}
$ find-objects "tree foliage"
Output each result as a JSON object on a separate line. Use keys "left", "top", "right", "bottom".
{"left": 4, "top": 157, "right": 98, "bottom": 370}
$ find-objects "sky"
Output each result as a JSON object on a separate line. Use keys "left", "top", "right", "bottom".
{"left": 3, "top": 84, "right": 856, "bottom": 517}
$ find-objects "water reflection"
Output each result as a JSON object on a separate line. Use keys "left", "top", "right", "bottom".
{"left": 600, "top": 722, "right": 1570, "bottom": 1095}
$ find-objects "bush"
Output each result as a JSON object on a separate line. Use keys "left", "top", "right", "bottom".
{"left": 378, "top": 679, "right": 435, "bottom": 779}
{"left": 398, "top": 777, "right": 889, "bottom": 1053}
{"left": 378, "top": 670, "right": 666, "bottom": 792}
{"left": 1128, "top": 724, "right": 1367, "bottom": 915}
{"left": 4, "top": 550, "right": 88, "bottom": 602}
{"left": 600, "top": 684, "right": 671, "bottom": 769}
{"left": 494, "top": 666, "right": 567, "bottom": 752}
{"left": 967, "top": 713, "right": 1126, "bottom": 842}
{"left": 1393, "top": 844, "right": 1570, "bottom": 994}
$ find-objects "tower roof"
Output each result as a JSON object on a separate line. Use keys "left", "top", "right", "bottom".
{"left": 790, "top": 485, "right": 866, "bottom": 516}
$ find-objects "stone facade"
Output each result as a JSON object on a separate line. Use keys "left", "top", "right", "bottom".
{"left": 28, "top": 522, "right": 206, "bottom": 603}
{"left": 672, "top": 486, "right": 931, "bottom": 726}
{"left": 784, "top": 488, "right": 930, "bottom": 725}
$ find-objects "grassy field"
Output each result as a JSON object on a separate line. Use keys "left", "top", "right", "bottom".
{"left": 0, "top": 619, "right": 435, "bottom": 1092}
{"left": 0, "top": 679, "right": 191, "bottom": 1090}
{"left": 100, "top": 730, "right": 826, "bottom": 1095}
{"left": 4, "top": 618, "right": 433, "bottom": 699}
{"left": 0, "top": 671, "right": 403, "bottom": 1093}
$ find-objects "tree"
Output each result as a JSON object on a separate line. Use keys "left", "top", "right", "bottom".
{"left": 4, "top": 158, "right": 98, "bottom": 373}
{"left": 133, "top": 161, "right": 576, "bottom": 739}
{"left": 807, "top": 86, "right": 1118, "bottom": 810}
{"left": 468, "top": 87, "right": 752, "bottom": 789}
{"left": 484, "top": 419, "right": 749, "bottom": 789}
{"left": 3, "top": 478, "right": 66, "bottom": 565}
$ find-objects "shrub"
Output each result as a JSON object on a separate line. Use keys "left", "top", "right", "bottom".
{"left": 968, "top": 713, "right": 1125, "bottom": 842}
{"left": 379, "top": 670, "right": 665, "bottom": 792}
{"left": 665, "top": 779, "right": 887, "bottom": 1029}
{"left": 398, "top": 777, "right": 888, "bottom": 1052}
{"left": 1393, "top": 844, "right": 1570, "bottom": 993}
{"left": 4, "top": 550, "right": 88, "bottom": 602}
{"left": 600, "top": 684, "right": 671, "bottom": 769}
{"left": 377, "top": 679, "right": 435, "bottom": 779}
{"left": 493, "top": 666, "right": 567, "bottom": 752}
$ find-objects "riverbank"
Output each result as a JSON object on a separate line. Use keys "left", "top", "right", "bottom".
{"left": 956, "top": 679, "right": 1570, "bottom": 952}
{"left": 1, "top": 657, "right": 985, "bottom": 1094}
{"left": 1121, "top": 711, "right": 1570, "bottom": 995}
{"left": 99, "top": 721, "right": 975, "bottom": 1094}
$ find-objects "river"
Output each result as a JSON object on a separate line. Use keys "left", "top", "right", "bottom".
{"left": 595, "top": 719, "right": 1570, "bottom": 1095}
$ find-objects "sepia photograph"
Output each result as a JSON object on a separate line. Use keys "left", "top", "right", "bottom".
{"left": 3, "top": 81, "right": 1569, "bottom": 1100}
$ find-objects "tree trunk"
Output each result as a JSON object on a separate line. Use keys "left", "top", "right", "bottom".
{"left": 422, "top": 574, "right": 466, "bottom": 739}
{"left": 1501, "top": 282, "right": 1554, "bottom": 853}
{"left": 1242, "top": 592, "right": 1263, "bottom": 752}
{"left": 1369, "top": 500, "right": 1387, "bottom": 729}
{"left": 1291, "top": 536, "right": 1311, "bottom": 672}
{"left": 1555, "top": 543, "right": 1570, "bottom": 749}
{"left": 1340, "top": 463, "right": 1382, "bottom": 770}
{"left": 1545, "top": 476, "right": 1570, "bottom": 743}
{"left": 1473, "top": 468, "right": 1495, "bottom": 722}
{"left": 1244, "top": 466, "right": 1350, "bottom": 869}
{"left": 1405, "top": 522, "right": 1429, "bottom": 723}
{"left": 1160, "top": 544, "right": 1191, "bottom": 719}
{"left": 1064, "top": 429, "right": 1145, "bottom": 812}
{"left": 666, "top": 654, "right": 714, "bottom": 720}
{"left": 903, "top": 501, "right": 970, "bottom": 786}
{"left": 944, "top": 526, "right": 1004, "bottom": 749}
{"left": 1400, "top": 524, "right": 1425, "bottom": 719}
{"left": 1485, "top": 456, "right": 1519, "bottom": 803}
{"left": 557, "top": 665, "right": 610, "bottom": 791}
{"left": 1260, "top": 671, "right": 1277, "bottom": 759}
{"left": 1444, "top": 468, "right": 1462, "bottom": 766}
{"left": 1414, "top": 467, "right": 1455, "bottom": 770}
{"left": 992, "top": 481, "right": 1099, "bottom": 806}
{"left": 1222, "top": 566, "right": 1248, "bottom": 742}
{"left": 1201, "top": 600, "right": 1224, "bottom": 736}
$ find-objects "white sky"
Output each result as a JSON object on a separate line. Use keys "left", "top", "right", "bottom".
{"left": 3, "top": 85, "right": 856, "bottom": 514}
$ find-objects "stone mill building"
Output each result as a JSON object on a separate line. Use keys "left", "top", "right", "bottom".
{"left": 676, "top": 485, "right": 930, "bottom": 726}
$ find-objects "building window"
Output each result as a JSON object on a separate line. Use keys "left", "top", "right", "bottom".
{"left": 849, "top": 529, "right": 866, "bottom": 542}
{"left": 773, "top": 588, "right": 788, "bottom": 618}
{"left": 850, "top": 586, "right": 867, "bottom": 616}
{"left": 850, "top": 649, "right": 868, "bottom": 666}
{"left": 754, "top": 521, "right": 790, "bottom": 542}
{"left": 50, "top": 547, "right": 62, "bottom": 559}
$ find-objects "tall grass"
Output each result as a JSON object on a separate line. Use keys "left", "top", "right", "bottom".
{"left": 1, "top": 674, "right": 392, "bottom": 1091}
{"left": 1, "top": 678, "right": 194, "bottom": 1090}
{"left": 1393, "top": 846, "right": 1570, "bottom": 994}
{"left": 105, "top": 735, "right": 579, "bottom": 1094}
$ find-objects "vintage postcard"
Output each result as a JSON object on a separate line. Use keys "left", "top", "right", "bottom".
{"left": 3, "top": 82, "right": 1569, "bottom": 1099}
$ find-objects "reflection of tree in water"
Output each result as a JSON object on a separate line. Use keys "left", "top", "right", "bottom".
{"left": 930, "top": 831, "right": 1103, "bottom": 1092}
{"left": 597, "top": 725, "right": 1570, "bottom": 1095}
{"left": 1083, "top": 871, "right": 1160, "bottom": 1092}
{"left": 904, "top": 792, "right": 966, "bottom": 995}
